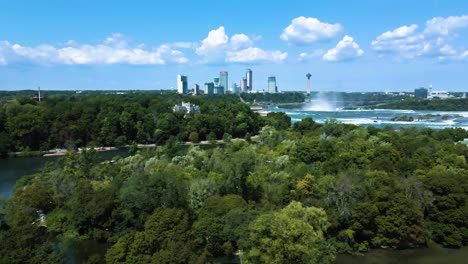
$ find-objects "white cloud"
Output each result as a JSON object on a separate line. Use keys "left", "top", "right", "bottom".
{"left": 461, "top": 50, "right": 468, "bottom": 59}
{"left": 323, "top": 35, "right": 364, "bottom": 62}
{"left": 298, "top": 50, "right": 324, "bottom": 62}
{"left": 372, "top": 15, "right": 468, "bottom": 61}
{"left": 196, "top": 26, "right": 229, "bottom": 56}
{"left": 424, "top": 15, "right": 468, "bottom": 35}
{"left": 439, "top": 44, "right": 457, "bottom": 56}
{"left": 196, "top": 26, "right": 287, "bottom": 64}
{"left": 230, "top": 34, "right": 253, "bottom": 50}
{"left": 0, "top": 41, "right": 11, "bottom": 65}
{"left": 0, "top": 34, "right": 188, "bottom": 65}
{"left": 226, "top": 47, "right": 287, "bottom": 63}
{"left": 371, "top": 28, "right": 426, "bottom": 58}
{"left": 376, "top": 25, "right": 419, "bottom": 41}
{"left": 280, "top": 16, "right": 343, "bottom": 45}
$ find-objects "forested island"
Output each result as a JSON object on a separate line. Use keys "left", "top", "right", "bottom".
{"left": 375, "top": 98, "right": 468, "bottom": 111}
{"left": 0, "top": 92, "right": 260, "bottom": 157}
{"left": 0, "top": 93, "right": 467, "bottom": 263}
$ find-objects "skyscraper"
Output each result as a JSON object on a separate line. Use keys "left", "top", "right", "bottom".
{"left": 193, "top": 84, "right": 200, "bottom": 96}
{"left": 240, "top": 78, "right": 247, "bottom": 93}
{"left": 204, "top": 82, "right": 215, "bottom": 95}
{"left": 177, "top": 74, "right": 188, "bottom": 94}
{"left": 219, "top": 71, "right": 228, "bottom": 93}
{"left": 268, "top": 76, "right": 277, "bottom": 93}
{"left": 232, "top": 82, "right": 240, "bottom": 94}
{"left": 246, "top": 68, "right": 252, "bottom": 91}
{"left": 414, "top": 87, "right": 428, "bottom": 99}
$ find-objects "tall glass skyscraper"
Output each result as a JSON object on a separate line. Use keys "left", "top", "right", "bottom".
{"left": 246, "top": 68, "right": 252, "bottom": 91}
{"left": 177, "top": 74, "right": 188, "bottom": 94}
{"left": 204, "top": 82, "right": 214, "bottom": 95}
{"left": 219, "top": 71, "right": 228, "bottom": 94}
{"left": 240, "top": 78, "right": 247, "bottom": 93}
{"left": 268, "top": 76, "right": 277, "bottom": 93}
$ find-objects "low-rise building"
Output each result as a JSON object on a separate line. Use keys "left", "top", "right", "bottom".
{"left": 428, "top": 91, "right": 451, "bottom": 99}
{"left": 172, "top": 102, "right": 200, "bottom": 115}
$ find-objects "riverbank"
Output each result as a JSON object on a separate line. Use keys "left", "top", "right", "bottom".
{"left": 43, "top": 147, "right": 119, "bottom": 157}
{"left": 6, "top": 144, "right": 157, "bottom": 158}
{"left": 336, "top": 244, "right": 468, "bottom": 264}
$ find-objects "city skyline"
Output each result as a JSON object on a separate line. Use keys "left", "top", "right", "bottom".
{"left": 0, "top": 1, "right": 468, "bottom": 91}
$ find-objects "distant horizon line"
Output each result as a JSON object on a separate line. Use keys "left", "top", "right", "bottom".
{"left": 1, "top": 89, "right": 467, "bottom": 93}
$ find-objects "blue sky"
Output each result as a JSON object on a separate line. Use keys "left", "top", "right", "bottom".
{"left": 0, "top": 0, "right": 467, "bottom": 92}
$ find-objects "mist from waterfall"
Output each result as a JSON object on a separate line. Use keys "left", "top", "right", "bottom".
{"left": 303, "top": 92, "right": 342, "bottom": 111}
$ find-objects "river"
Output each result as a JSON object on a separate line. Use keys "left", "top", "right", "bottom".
{"left": 269, "top": 105, "right": 468, "bottom": 130}
{"left": 208, "top": 245, "right": 468, "bottom": 264}
{"left": 336, "top": 246, "right": 468, "bottom": 264}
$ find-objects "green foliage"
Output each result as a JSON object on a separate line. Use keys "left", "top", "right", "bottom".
{"left": 189, "top": 131, "right": 200, "bottom": 143}
{"left": 0, "top": 92, "right": 262, "bottom": 152}
{"left": 422, "top": 166, "right": 468, "bottom": 247}
{"left": 106, "top": 207, "right": 206, "bottom": 264}
{"left": 194, "top": 195, "right": 250, "bottom": 255}
{"left": 377, "top": 98, "right": 468, "bottom": 111}
{"left": 241, "top": 201, "right": 335, "bottom": 264}
{"left": 2, "top": 102, "right": 468, "bottom": 262}
{"left": 241, "top": 92, "right": 305, "bottom": 104}
{"left": 265, "top": 112, "right": 291, "bottom": 130}
{"left": 391, "top": 115, "right": 414, "bottom": 122}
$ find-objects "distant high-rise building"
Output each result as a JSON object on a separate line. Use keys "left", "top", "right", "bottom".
{"left": 177, "top": 74, "right": 188, "bottom": 94}
{"left": 246, "top": 68, "right": 252, "bottom": 91}
{"left": 232, "top": 82, "right": 240, "bottom": 94}
{"left": 414, "top": 87, "right": 428, "bottom": 99}
{"left": 192, "top": 84, "right": 200, "bottom": 96}
{"left": 213, "top": 77, "right": 220, "bottom": 86}
{"left": 240, "top": 78, "right": 247, "bottom": 93}
{"left": 215, "top": 86, "right": 225, "bottom": 95}
{"left": 204, "top": 82, "right": 215, "bottom": 95}
{"left": 219, "top": 71, "right": 228, "bottom": 93}
{"left": 268, "top": 76, "right": 277, "bottom": 93}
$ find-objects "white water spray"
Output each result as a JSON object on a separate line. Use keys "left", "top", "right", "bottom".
{"left": 303, "top": 92, "right": 341, "bottom": 111}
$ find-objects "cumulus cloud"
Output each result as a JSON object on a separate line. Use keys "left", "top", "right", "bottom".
{"left": 196, "top": 26, "right": 287, "bottom": 64}
{"left": 196, "top": 26, "right": 229, "bottom": 56}
{"left": 280, "top": 16, "right": 343, "bottom": 45}
{"left": 0, "top": 34, "right": 188, "bottom": 65}
{"left": 371, "top": 26, "right": 426, "bottom": 58}
{"left": 323, "top": 35, "right": 364, "bottom": 62}
{"left": 230, "top": 34, "right": 253, "bottom": 50}
{"left": 372, "top": 15, "right": 468, "bottom": 61}
{"left": 424, "top": 15, "right": 468, "bottom": 35}
{"left": 376, "top": 24, "right": 419, "bottom": 41}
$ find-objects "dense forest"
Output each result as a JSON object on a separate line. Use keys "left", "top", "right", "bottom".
{"left": 376, "top": 98, "right": 468, "bottom": 111}
{"left": 1, "top": 98, "right": 467, "bottom": 263}
{"left": 241, "top": 92, "right": 306, "bottom": 104}
{"left": 0, "top": 93, "right": 261, "bottom": 156}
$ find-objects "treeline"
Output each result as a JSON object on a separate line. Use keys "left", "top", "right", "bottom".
{"left": 376, "top": 98, "right": 468, "bottom": 111}
{"left": 241, "top": 92, "right": 306, "bottom": 104}
{"left": 0, "top": 93, "right": 261, "bottom": 156}
{"left": 339, "top": 92, "right": 408, "bottom": 106}
{"left": 1, "top": 113, "right": 467, "bottom": 263}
